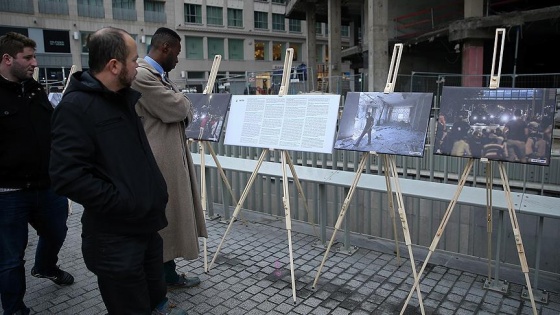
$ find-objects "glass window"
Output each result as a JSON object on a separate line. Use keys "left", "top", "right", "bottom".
{"left": 207, "top": 38, "right": 224, "bottom": 59}
{"left": 144, "top": 0, "right": 165, "bottom": 23}
{"left": 254, "top": 11, "right": 268, "bottom": 30}
{"left": 341, "top": 25, "right": 349, "bottom": 37}
{"left": 289, "top": 43, "right": 301, "bottom": 61}
{"left": 207, "top": 6, "right": 223, "bottom": 26}
{"left": 272, "top": 42, "right": 284, "bottom": 61}
{"left": 112, "top": 0, "right": 134, "bottom": 9}
{"left": 77, "top": 0, "right": 104, "bottom": 18}
{"left": 288, "top": 19, "right": 301, "bottom": 33}
{"left": 272, "top": 14, "right": 285, "bottom": 31}
{"left": 271, "top": 0, "right": 285, "bottom": 3}
{"left": 228, "top": 39, "right": 244, "bottom": 60}
{"left": 144, "top": 0, "right": 162, "bottom": 12}
{"left": 316, "top": 45, "right": 323, "bottom": 62}
{"left": 315, "top": 22, "right": 322, "bottom": 35}
{"left": 184, "top": 4, "right": 202, "bottom": 24}
{"left": 254, "top": 41, "right": 268, "bottom": 61}
{"left": 227, "top": 8, "right": 243, "bottom": 27}
{"left": 185, "top": 36, "right": 203, "bottom": 59}
{"left": 188, "top": 71, "right": 205, "bottom": 79}
{"left": 78, "top": 0, "right": 102, "bottom": 4}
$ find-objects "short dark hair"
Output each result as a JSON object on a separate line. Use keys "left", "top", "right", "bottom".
{"left": 150, "top": 27, "right": 181, "bottom": 50}
{"left": 87, "top": 27, "right": 129, "bottom": 74}
{"left": 0, "top": 32, "right": 36, "bottom": 58}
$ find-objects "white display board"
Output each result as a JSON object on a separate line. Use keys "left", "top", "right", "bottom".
{"left": 225, "top": 94, "right": 341, "bottom": 154}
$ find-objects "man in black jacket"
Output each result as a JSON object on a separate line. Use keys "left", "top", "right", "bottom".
{"left": 49, "top": 27, "right": 185, "bottom": 315}
{"left": 0, "top": 32, "right": 74, "bottom": 315}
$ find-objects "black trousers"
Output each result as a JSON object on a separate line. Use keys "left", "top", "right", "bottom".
{"left": 82, "top": 231, "right": 167, "bottom": 315}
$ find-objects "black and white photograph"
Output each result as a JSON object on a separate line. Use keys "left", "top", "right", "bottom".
{"left": 184, "top": 93, "right": 232, "bottom": 142}
{"left": 435, "top": 87, "right": 557, "bottom": 166}
{"left": 334, "top": 92, "right": 433, "bottom": 157}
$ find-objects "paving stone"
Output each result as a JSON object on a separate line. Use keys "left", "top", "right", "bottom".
{"left": 22, "top": 205, "right": 560, "bottom": 315}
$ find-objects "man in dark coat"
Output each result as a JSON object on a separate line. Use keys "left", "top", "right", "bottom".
{"left": 49, "top": 27, "right": 185, "bottom": 315}
{"left": 0, "top": 32, "right": 73, "bottom": 315}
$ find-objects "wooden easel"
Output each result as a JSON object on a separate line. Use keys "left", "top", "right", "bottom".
{"left": 208, "top": 48, "right": 314, "bottom": 303}
{"left": 400, "top": 28, "right": 537, "bottom": 315}
{"left": 188, "top": 55, "right": 240, "bottom": 272}
{"left": 311, "top": 44, "right": 426, "bottom": 315}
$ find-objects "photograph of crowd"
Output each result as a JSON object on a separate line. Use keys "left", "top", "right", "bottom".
{"left": 435, "top": 87, "right": 557, "bottom": 166}
{"left": 184, "top": 93, "right": 231, "bottom": 142}
{"left": 334, "top": 92, "right": 433, "bottom": 157}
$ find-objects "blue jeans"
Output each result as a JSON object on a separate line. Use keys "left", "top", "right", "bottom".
{"left": 0, "top": 189, "right": 68, "bottom": 315}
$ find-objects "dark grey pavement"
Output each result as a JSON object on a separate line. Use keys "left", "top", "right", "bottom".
{"left": 23, "top": 204, "right": 560, "bottom": 314}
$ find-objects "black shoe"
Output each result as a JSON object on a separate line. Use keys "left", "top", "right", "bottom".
{"left": 12, "top": 307, "right": 30, "bottom": 315}
{"left": 31, "top": 266, "right": 74, "bottom": 286}
{"left": 167, "top": 274, "right": 200, "bottom": 289}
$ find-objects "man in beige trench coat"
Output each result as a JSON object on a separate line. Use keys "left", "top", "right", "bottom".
{"left": 133, "top": 27, "right": 208, "bottom": 288}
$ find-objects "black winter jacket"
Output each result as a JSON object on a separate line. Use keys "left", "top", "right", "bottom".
{"left": 49, "top": 71, "right": 168, "bottom": 235}
{"left": 0, "top": 76, "right": 53, "bottom": 189}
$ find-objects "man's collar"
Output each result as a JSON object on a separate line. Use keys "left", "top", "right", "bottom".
{"left": 143, "top": 56, "right": 164, "bottom": 76}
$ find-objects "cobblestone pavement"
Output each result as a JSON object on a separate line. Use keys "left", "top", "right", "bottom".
{"left": 23, "top": 204, "right": 560, "bottom": 314}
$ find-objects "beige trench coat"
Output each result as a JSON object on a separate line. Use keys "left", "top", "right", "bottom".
{"left": 133, "top": 58, "right": 208, "bottom": 262}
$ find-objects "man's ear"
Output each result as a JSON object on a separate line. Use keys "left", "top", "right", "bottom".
{"left": 2, "top": 53, "right": 13, "bottom": 65}
{"left": 107, "top": 59, "right": 120, "bottom": 75}
{"left": 162, "top": 42, "right": 170, "bottom": 53}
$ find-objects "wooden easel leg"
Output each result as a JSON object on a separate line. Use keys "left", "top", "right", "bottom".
{"left": 485, "top": 161, "right": 493, "bottom": 283}
{"left": 382, "top": 154, "right": 401, "bottom": 265}
{"left": 206, "top": 143, "right": 239, "bottom": 206}
{"left": 385, "top": 155, "right": 424, "bottom": 315}
{"left": 284, "top": 153, "right": 319, "bottom": 238}
{"left": 208, "top": 149, "right": 268, "bottom": 271}
{"left": 497, "top": 162, "right": 538, "bottom": 315}
{"left": 312, "top": 153, "right": 369, "bottom": 288}
{"left": 281, "top": 151, "right": 297, "bottom": 303}
{"left": 483, "top": 161, "right": 508, "bottom": 292}
{"left": 400, "top": 159, "right": 474, "bottom": 314}
{"left": 199, "top": 142, "right": 209, "bottom": 272}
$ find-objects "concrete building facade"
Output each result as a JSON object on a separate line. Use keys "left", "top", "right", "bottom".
{"left": 0, "top": 0, "right": 352, "bottom": 93}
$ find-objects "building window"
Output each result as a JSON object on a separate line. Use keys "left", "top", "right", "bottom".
{"left": 207, "top": 6, "right": 223, "bottom": 26}
{"left": 272, "top": 42, "right": 284, "bottom": 61}
{"left": 227, "top": 8, "right": 243, "bottom": 28}
{"left": 254, "top": 11, "right": 268, "bottom": 30}
{"left": 0, "top": 0, "right": 34, "bottom": 14}
{"left": 288, "top": 19, "right": 301, "bottom": 33}
{"left": 341, "top": 25, "right": 349, "bottom": 37}
{"left": 316, "top": 22, "right": 322, "bottom": 35}
{"left": 38, "top": 0, "right": 69, "bottom": 15}
{"left": 112, "top": 0, "right": 136, "bottom": 21}
{"left": 228, "top": 39, "right": 244, "bottom": 60}
{"left": 77, "top": 0, "right": 104, "bottom": 18}
{"left": 316, "top": 45, "right": 323, "bottom": 62}
{"left": 207, "top": 38, "right": 224, "bottom": 59}
{"left": 185, "top": 36, "right": 203, "bottom": 59}
{"left": 144, "top": 0, "right": 165, "bottom": 23}
{"left": 188, "top": 71, "right": 205, "bottom": 79}
{"left": 289, "top": 43, "right": 301, "bottom": 61}
{"left": 272, "top": 14, "right": 285, "bottom": 31}
{"left": 184, "top": 4, "right": 202, "bottom": 24}
{"left": 271, "top": 0, "right": 285, "bottom": 3}
{"left": 254, "top": 41, "right": 268, "bottom": 61}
